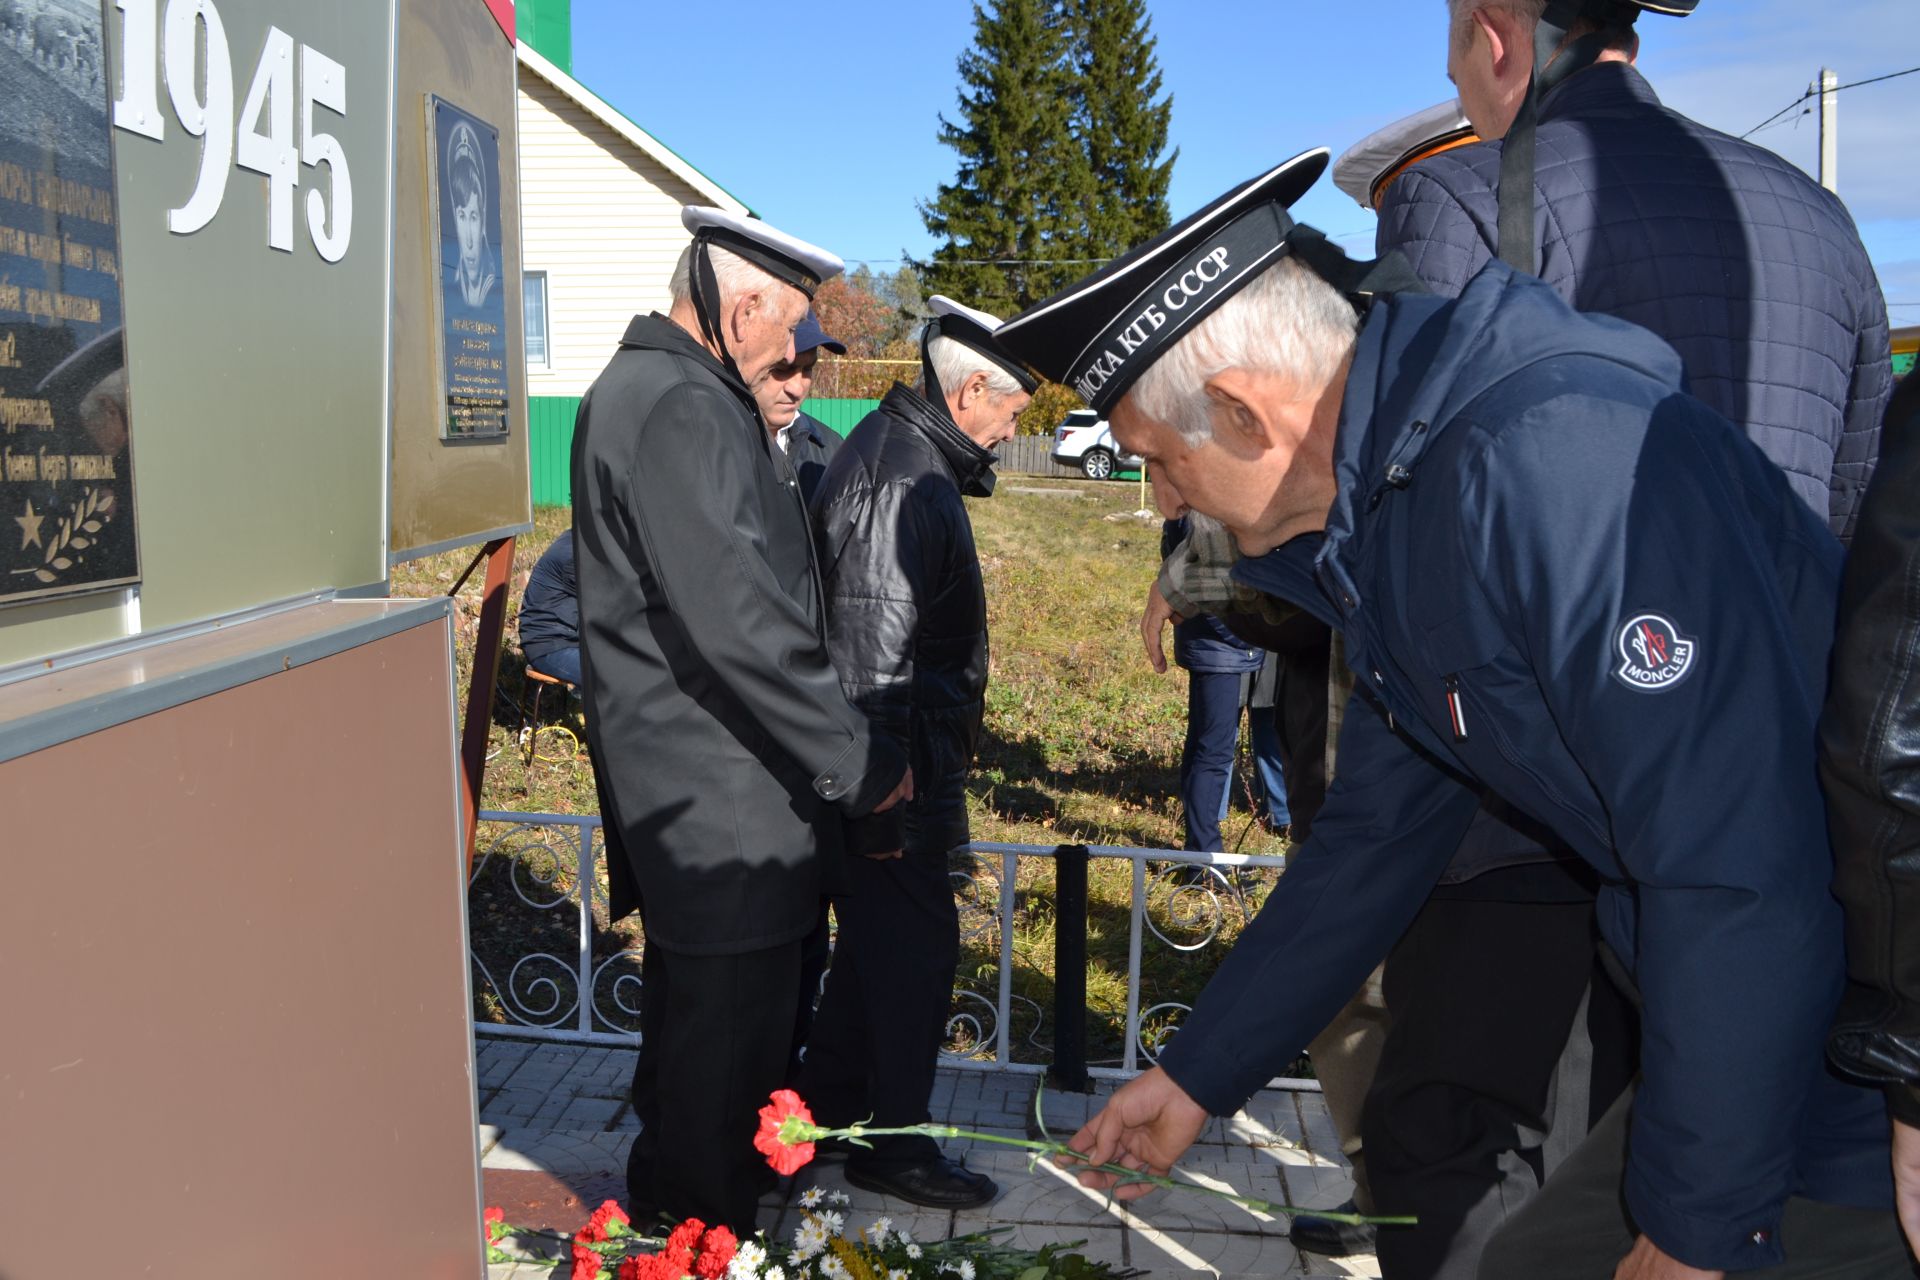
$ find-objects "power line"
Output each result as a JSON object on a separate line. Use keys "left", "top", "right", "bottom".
{"left": 1741, "top": 64, "right": 1920, "bottom": 139}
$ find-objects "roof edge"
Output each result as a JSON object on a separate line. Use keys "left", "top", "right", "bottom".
{"left": 516, "top": 42, "right": 753, "bottom": 217}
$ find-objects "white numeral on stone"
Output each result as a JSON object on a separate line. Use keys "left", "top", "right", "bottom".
{"left": 299, "top": 45, "right": 351, "bottom": 263}
{"left": 236, "top": 26, "right": 297, "bottom": 252}
{"left": 112, "top": 0, "right": 164, "bottom": 140}
{"left": 163, "top": 0, "right": 234, "bottom": 235}
{"left": 115, "top": 0, "right": 353, "bottom": 262}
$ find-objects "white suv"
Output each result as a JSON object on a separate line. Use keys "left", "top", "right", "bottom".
{"left": 1050, "top": 409, "right": 1142, "bottom": 480}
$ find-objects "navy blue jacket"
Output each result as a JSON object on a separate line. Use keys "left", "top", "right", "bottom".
{"left": 1156, "top": 265, "right": 1890, "bottom": 1271}
{"left": 1377, "top": 62, "right": 1889, "bottom": 542}
{"left": 517, "top": 529, "right": 578, "bottom": 662}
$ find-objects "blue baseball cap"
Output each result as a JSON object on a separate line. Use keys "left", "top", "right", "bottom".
{"left": 794, "top": 310, "right": 847, "bottom": 357}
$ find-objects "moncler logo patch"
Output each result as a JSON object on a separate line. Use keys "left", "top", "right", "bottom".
{"left": 1612, "top": 613, "right": 1697, "bottom": 692}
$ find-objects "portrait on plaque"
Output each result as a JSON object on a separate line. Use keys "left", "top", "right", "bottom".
{"left": 0, "top": 0, "right": 137, "bottom": 605}
{"left": 428, "top": 95, "right": 510, "bottom": 441}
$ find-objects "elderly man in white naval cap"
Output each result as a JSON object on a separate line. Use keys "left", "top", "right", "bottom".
{"left": 572, "top": 205, "right": 912, "bottom": 1234}
{"left": 798, "top": 297, "right": 1035, "bottom": 1211}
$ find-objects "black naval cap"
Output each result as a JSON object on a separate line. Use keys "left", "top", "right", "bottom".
{"left": 997, "top": 148, "right": 1422, "bottom": 415}
{"left": 924, "top": 295, "right": 1039, "bottom": 398}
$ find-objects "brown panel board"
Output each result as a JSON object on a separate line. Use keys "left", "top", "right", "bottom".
{"left": 0, "top": 603, "right": 481, "bottom": 1278}
{"left": 390, "top": 0, "right": 533, "bottom": 563}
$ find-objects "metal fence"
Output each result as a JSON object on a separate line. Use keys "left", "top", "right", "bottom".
{"left": 468, "top": 810, "right": 1287, "bottom": 1081}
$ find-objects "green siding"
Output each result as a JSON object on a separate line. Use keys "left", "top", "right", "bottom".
{"left": 802, "top": 398, "right": 881, "bottom": 437}
{"left": 525, "top": 397, "right": 884, "bottom": 509}
{"left": 529, "top": 396, "right": 581, "bottom": 507}
{"left": 519, "top": 0, "right": 572, "bottom": 74}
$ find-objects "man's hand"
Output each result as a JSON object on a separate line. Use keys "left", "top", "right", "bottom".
{"left": 1057, "top": 1066, "right": 1208, "bottom": 1200}
{"left": 1140, "top": 580, "right": 1185, "bottom": 674}
{"left": 1613, "top": 1236, "right": 1721, "bottom": 1280}
{"left": 1892, "top": 1116, "right": 1920, "bottom": 1255}
{"left": 861, "top": 768, "right": 913, "bottom": 859}
{"left": 873, "top": 767, "right": 914, "bottom": 812}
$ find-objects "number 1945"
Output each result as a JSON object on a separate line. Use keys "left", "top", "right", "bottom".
{"left": 112, "top": 0, "right": 353, "bottom": 264}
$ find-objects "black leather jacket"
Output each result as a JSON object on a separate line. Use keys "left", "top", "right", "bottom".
{"left": 1825, "top": 371, "right": 1920, "bottom": 1123}
{"left": 809, "top": 382, "right": 995, "bottom": 858}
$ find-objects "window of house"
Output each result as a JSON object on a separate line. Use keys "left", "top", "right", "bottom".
{"left": 524, "top": 270, "right": 550, "bottom": 370}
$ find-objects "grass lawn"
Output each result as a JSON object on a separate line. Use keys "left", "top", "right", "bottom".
{"left": 393, "top": 475, "right": 1297, "bottom": 1072}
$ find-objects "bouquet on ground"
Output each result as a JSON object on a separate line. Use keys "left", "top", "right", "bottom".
{"left": 483, "top": 1190, "right": 1137, "bottom": 1280}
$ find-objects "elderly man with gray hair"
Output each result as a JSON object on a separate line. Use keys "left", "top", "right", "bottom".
{"left": 573, "top": 206, "right": 912, "bottom": 1234}
{"left": 997, "top": 152, "right": 1906, "bottom": 1279}
{"left": 798, "top": 297, "right": 1035, "bottom": 1210}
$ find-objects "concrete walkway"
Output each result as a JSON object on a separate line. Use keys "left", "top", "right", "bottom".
{"left": 477, "top": 1034, "right": 1379, "bottom": 1279}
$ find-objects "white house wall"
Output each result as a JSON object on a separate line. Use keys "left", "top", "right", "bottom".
{"left": 517, "top": 72, "right": 713, "bottom": 398}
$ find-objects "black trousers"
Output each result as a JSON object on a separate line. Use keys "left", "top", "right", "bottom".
{"left": 798, "top": 843, "right": 960, "bottom": 1172}
{"left": 788, "top": 903, "right": 833, "bottom": 1084}
{"left": 1363, "top": 883, "right": 1634, "bottom": 1280}
{"left": 1480, "top": 1085, "right": 1912, "bottom": 1279}
{"left": 627, "top": 938, "right": 800, "bottom": 1234}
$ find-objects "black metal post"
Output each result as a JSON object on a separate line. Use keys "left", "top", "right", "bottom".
{"left": 1049, "top": 843, "right": 1091, "bottom": 1093}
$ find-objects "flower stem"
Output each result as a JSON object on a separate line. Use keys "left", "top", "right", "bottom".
{"left": 810, "top": 1122, "right": 1411, "bottom": 1226}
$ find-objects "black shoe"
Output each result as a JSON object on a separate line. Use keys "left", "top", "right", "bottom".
{"left": 1287, "top": 1200, "right": 1376, "bottom": 1256}
{"left": 844, "top": 1156, "right": 998, "bottom": 1209}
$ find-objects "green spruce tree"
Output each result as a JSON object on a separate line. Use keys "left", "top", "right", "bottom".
{"left": 919, "top": 0, "right": 1094, "bottom": 316}
{"left": 1067, "top": 0, "right": 1176, "bottom": 255}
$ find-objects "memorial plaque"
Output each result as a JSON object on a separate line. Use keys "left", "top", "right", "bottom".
{"left": 0, "top": 0, "right": 137, "bottom": 606}
{"left": 428, "top": 94, "right": 510, "bottom": 440}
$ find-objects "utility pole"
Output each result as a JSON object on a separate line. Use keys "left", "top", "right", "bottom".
{"left": 1818, "top": 67, "right": 1839, "bottom": 194}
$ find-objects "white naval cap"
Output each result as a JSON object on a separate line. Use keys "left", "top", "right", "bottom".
{"left": 1332, "top": 101, "right": 1477, "bottom": 211}
{"left": 923, "top": 294, "right": 1038, "bottom": 396}
{"left": 680, "top": 204, "right": 844, "bottom": 298}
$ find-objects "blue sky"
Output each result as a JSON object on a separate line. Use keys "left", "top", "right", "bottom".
{"left": 570, "top": 0, "right": 1918, "bottom": 318}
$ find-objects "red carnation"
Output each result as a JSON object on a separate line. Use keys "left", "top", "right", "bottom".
{"left": 617, "top": 1259, "right": 644, "bottom": 1280}
{"left": 588, "top": 1200, "right": 631, "bottom": 1239}
{"left": 754, "top": 1088, "right": 819, "bottom": 1176}
{"left": 667, "top": 1218, "right": 706, "bottom": 1255}
{"left": 572, "top": 1241, "right": 607, "bottom": 1280}
{"left": 484, "top": 1205, "right": 507, "bottom": 1243}
{"left": 695, "top": 1225, "right": 738, "bottom": 1279}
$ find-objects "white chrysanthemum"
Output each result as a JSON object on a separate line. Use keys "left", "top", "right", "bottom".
{"left": 889, "top": 1270, "right": 909, "bottom": 1280}
{"left": 904, "top": 1244, "right": 923, "bottom": 1260}
{"left": 818, "top": 1210, "right": 845, "bottom": 1236}
{"left": 791, "top": 1218, "right": 828, "bottom": 1260}
{"left": 893, "top": 1225, "right": 914, "bottom": 1245}
{"left": 868, "top": 1217, "right": 893, "bottom": 1244}
{"left": 765, "top": 1267, "right": 787, "bottom": 1280}
{"left": 819, "top": 1256, "right": 851, "bottom": 1280}
{"left": 727, "top": 1241, "right": 769, "bottom": 1280}
{"left": 956, "top": 1260, "right": 976, "bottom": 1280}
{"left": 827, "top": 1191, "right": 850, "bottom": 1206}
{"left": 799, "top": 1187, "right": 825, "bottom": 1209}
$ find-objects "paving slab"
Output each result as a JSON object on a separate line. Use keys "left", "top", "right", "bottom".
{"left": 475, "top": 1035, "right": 1374, "bottom": 1279}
